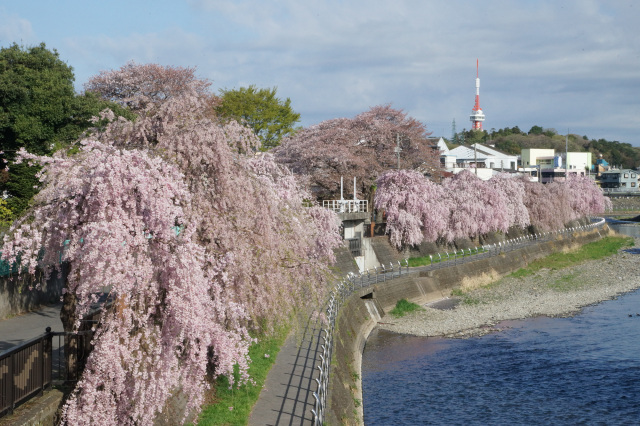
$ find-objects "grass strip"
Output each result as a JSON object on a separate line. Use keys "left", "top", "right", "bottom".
{"left": 510, "top": 235, "right": 634, "bottom": 279}
{"left": 197, "top": 326, "right": 289, "bottom": 425}
{"left": 390, "top": 298, "right": 423, "bottom": 318}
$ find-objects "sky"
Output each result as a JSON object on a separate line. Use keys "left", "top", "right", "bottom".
{"left": 1, "top": 0, "right": 639, "bottom": 146}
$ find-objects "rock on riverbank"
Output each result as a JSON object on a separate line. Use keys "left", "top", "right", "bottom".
{"left": 378, "top": 238, "right": 640, "bottom": 339}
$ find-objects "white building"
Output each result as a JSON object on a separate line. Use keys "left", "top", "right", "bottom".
{"left": 447, "top": 143, "right": 518, "bottom": 170}
{"left": 565, "top": 152, "right": 593, "bottom": 173}
{"left": 521, "top": 148, "right": 593, "bottom": 183}
{"left": 440, "top": 143, "right": 518, "bottom": 180}
{"left": 521, "top": 148, "right": 555, "bottom": 168}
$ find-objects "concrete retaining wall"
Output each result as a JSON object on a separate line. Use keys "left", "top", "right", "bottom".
{"left": 0, "top": 390, "right": 64, "bottom": 426}
{"left": 0, "top": 264, "right": 67, "bottom": 320}
{"left": 327, "top": 228, "right": 607, "bottom": 425}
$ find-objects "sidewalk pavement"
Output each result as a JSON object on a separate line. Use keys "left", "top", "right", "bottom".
{"left": 0, "top": 303, "right": 63, "bottom": 353}
{"left": 248, "top": 313, "right": 326, "bottom": 426}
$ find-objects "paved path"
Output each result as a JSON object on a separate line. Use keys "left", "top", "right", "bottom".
{"left": 248, "top": 313, "right": 326, "bottom": 426}
{"left": 0, "top": 303, "right": 63, "bottom": 353}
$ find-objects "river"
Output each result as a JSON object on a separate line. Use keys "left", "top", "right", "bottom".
{"left": 361, "top": 222, "right": 640, "bottom": 425}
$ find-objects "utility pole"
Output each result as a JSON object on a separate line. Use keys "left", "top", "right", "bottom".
{"left": 565, "top": 129, "right": 569, "bottom": 183}
{"left": 395, "top": 133, "right": 402, "bottom": 169}
{"left": 474, "top": 143, "right": 478, "bottom": 176}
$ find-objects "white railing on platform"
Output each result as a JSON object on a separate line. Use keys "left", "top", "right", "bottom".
{"left": 322, "top": 199, "right": 368, "bottom": 213}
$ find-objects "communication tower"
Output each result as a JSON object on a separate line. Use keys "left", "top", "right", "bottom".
{"left": 469, "top": 59, "right": 485, "bottom": 130}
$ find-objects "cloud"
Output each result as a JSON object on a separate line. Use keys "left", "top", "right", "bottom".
{"left": 3, "top": 0, "right": 639, "bottom": 144}
{"left": 61, "top": 28, "right": 209, "bottom": 90}
{"left": 0, "top": 10, "right": 35, "bottom": 45}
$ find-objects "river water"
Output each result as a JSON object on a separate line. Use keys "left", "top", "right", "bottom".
{"left": 361, "top": 222, "right": 640, "bottom": 425}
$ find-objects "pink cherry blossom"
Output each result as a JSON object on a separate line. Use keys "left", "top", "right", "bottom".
{"left": 2, "top": 63, "right": 342, "bottom": 425}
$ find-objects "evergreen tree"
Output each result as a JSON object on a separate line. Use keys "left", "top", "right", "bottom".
{"left": 0, "top": 43, "right": 130, "bottom": 218}
{"left": 216, "top": 85, "right": 301, "bottom": 150}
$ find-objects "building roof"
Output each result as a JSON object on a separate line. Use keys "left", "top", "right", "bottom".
{"left": 601, "top": 168, "right": 637, "bottom": 174}
{"left": 447, "top": 143, "right": 517, "bottom": 160}
{"left": 436, "top": 137, "right": 449, "bottom": 154}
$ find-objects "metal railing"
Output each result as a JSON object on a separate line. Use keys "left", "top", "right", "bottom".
{"left": 0, "top": 329, "right": 93, "bottom": 418}
{"left": 602, "top": 187, "right": 640, "bottom": 195}
{"left": 310, "top": 217, "right": 607, "bottom": 424}
{"left": 322, "top": 200, "right": 368, "bottom": 213}
{"left": 610, "top": 205, "right": 640, "bottom": 212}
{"left": 0, "top": 330, "right": 52, "bottom": 417}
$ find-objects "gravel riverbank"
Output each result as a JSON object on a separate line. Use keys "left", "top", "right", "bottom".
{"left": 377, "top": 237, "right": 640, "bottom": 339}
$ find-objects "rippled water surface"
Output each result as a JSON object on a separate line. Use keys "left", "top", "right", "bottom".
{"left": 362, "top": 288, "right": 640, "bottom": 425}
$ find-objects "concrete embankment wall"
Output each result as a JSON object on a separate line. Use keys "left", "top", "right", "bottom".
{"left": 326, "top": 227, "right": 608, "bottom": 425}
{"left": 0, "top": 264, "right": 67, "bottom": 320}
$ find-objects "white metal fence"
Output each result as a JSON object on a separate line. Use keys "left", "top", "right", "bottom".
{"left": 322, "top": 200, "right": 368, "bottom": 213}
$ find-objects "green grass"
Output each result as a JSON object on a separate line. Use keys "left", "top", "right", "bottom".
{"left": 389, "top": 298, "right": 423, "bottom": 318}
{"left": 449, "top": 235, "right": 634, "bottom": 302}
{"left": 450, "top": 288, "right": 482, "bottom": 305}
{"left": 548, "top": 272, "right": 581, "bottom": 292}
{"left": 407, "top": 247, "right": 487, "bottom": 267}
{"left": 511, "top": 236, "right": 634, "bottom": 279}
{"left": 196, "top": 326, "right": 289, "bottom": 426}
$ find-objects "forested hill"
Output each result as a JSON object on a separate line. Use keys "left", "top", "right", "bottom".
{"left": 450, "top": 126, "right": 640, "bottom": 169}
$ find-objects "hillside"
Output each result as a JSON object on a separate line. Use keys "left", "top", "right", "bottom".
{"left": 448, "top": 126, "right": 640, "bottom": 169}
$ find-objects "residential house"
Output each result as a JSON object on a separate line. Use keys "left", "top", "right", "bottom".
{"left": 599, "top": 169, "right": 639, "bottom": 193}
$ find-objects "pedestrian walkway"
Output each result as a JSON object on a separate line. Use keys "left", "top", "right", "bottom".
{"left": 0, "top": 303, "right": 63, "bottom": 353}
{"left": 248, "top": 312, "right": 325, "bottom": 426}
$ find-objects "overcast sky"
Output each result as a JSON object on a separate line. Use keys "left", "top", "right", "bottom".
{"left": 2, "top": 1, "right": 639, "bottom": 145}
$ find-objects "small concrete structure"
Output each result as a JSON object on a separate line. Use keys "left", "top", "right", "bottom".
{"left": 323, "top": 177, "right": 380, "bottom": 272}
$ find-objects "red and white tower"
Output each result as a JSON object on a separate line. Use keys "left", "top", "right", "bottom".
{"left": 469, "top": 59, "right": 485, "bottom": 130}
